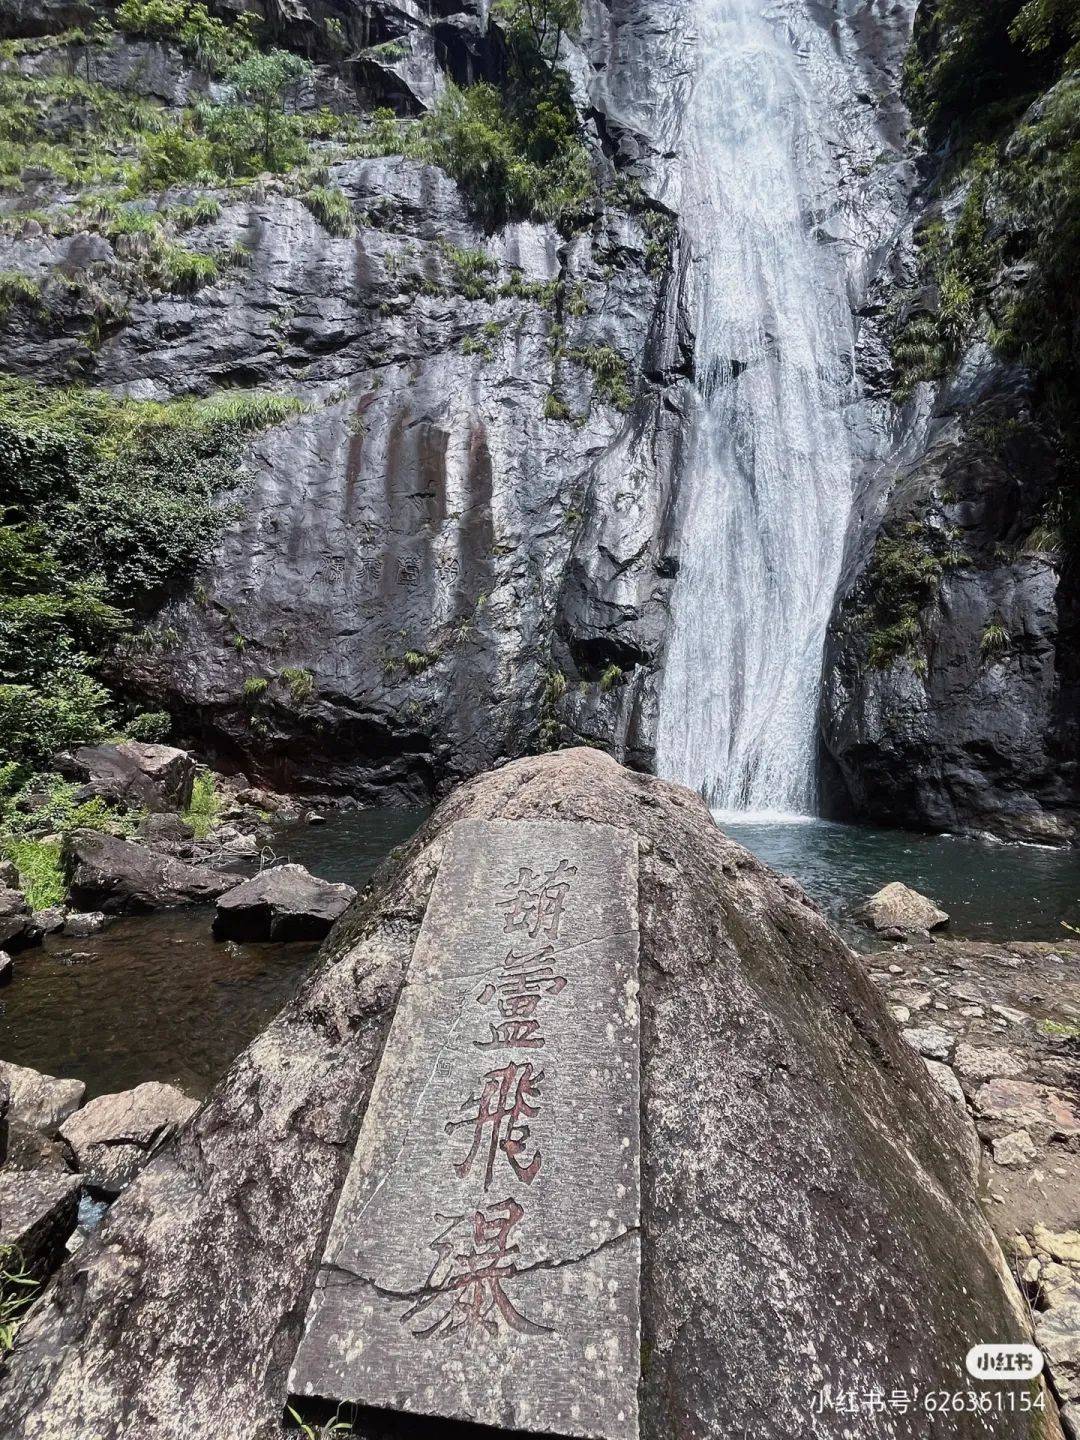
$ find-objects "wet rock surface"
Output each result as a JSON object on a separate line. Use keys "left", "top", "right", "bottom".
{"left": 0, "top": 751, "right": 1046, "bottom": 1439}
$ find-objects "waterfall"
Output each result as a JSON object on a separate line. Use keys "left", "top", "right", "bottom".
{"left": 655, "top": 0, "right": 861, "bottom": 818}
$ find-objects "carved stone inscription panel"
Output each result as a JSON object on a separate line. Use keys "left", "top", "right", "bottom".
{"left": 289, "top": 818, "right": 641, "bottom": 1440}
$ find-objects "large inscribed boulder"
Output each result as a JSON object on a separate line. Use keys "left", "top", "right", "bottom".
{"left": 290, "top": 819, "right": 640, "bottom": 1438}
{"left": 0, "top": 751, "right": 1051, "bottom": 1440}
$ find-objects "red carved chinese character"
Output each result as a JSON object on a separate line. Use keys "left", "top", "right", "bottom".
{"left": 446, "top": 1061, "right": 543, "bottom": 1188}
{"left": 473, "top": 947, "right": 568, "bottom": 1049}
{"left": 402, "top": 1198, "right": 551, "bottom": 1339}
{"left": 498, "top": 860, "right": 577, "bottom": 940}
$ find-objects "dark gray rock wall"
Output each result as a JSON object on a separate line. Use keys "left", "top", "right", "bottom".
{"left": 0, "top": 750, "right": 1052, "bottom": 1439}
{"left": 819, "top": 31, "right": 1080, "bottom": 843}
{"left": 0, "top": 2, "right": 684, "bottom": 802}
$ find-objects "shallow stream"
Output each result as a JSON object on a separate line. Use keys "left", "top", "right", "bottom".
{"left": 2, "top": 807, "right": 1077, "bottom": 1103}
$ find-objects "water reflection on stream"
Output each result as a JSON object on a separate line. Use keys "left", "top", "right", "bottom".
{"left": 2, "top": 803, "right": 1078, "bottom": 1104}
{"left": 0, "top": 807, "right": 427, "bottom": 1101}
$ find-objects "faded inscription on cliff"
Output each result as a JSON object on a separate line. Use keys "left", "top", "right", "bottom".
{"left": 289, "top": 818, "right": 641, "bottom": 1440}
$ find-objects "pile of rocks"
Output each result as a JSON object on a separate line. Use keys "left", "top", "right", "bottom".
{"left": 861, "top": 933, "right": 1080, "bottom": 1433}
{"left": 0, "top": 1059, "right": 198, "bottom": 1289}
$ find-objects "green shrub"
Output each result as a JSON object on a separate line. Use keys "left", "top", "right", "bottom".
{"left": 0, "top": 672, "right": 115, "bottom": 766}
{"left": 568, "top": 345, "right": 633, "bottom": 411}
{"left": 126, "top": 709, "right": 171, "bottom": 741}
{"left": 891, "top": 158, "right": 997, "bottom": 398}
{"left": 981, "top": 618, "right": 1010, "bottom": 656}
{"left": 242, "top": 675, "right": 269, "bottom": 701}
{"left": 302, "top": 185, "right": 354, "bottom": 237}
{"left": 0, "top": 73, "right": 168, "bottom": 192}
{"left": 0, "top": 772, "right": 139, "bottom": 905}
{"left": 493, "top": 0, "right": 581, "bottom": 72}
{"left": 417, "top": 81, "right": 592, "bottom": 227}
{"left": 137, "top": 128, "right": 213, "bottom": 188}
{"left": 198, "top": 50, "right": 312, "bottom": 176}
{"left": 168, "top": 196, "right": 222, "bottom": 231}
{"left": 115, "top": 0, "right": 257, "bottom": 74}
{"left": 183, "top": 769, "right": 219, "bottom": 838}
{"left": 157, "top": 244, "right": 219, "bottom": 292}
{"left": 0, "top": 271, "right": 42, "bottom": 321}
{"left": 599, "top": 663, "right": 623, "bottom": 692}
{"left": 855, "top": 524, "right": 966, "bottom": 669}
{"left": 0, "top": 379, "right": 302, "bottom": 765}
{"left": 443, "top": 244, "right": 497, "bottom": 299}
{"left": 4, "top": 836, "right": 64, "bottom": 909}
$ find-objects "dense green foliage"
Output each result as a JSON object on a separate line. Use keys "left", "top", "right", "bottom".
{"left": 904, "top": 0, "right": 1078, "bottom": 143}
{"left": 856, "top": 525, "right": 966, "bottom": 671}
{"left": 355, "top": 78, "right": 592, "bottom": 228}
{"left": 199, "top": 50, "right": 313, "bottom": 174}
{"left": 302, "top": 184, "right": 355, "bottom": 237}
{"left": 0, "top": 772, "right": 140, "bottom": 906}
{"left": 115, "top": 0, "right": 258, "bottom": 72}
{"left": 0, "top": 382, "right": 302, "bottom": 764}
{"left": 351, "top": 0, "right": 593, "bottom": 226}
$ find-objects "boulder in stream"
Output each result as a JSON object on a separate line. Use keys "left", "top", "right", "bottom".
{"left": 62, "top": 910, "right": 106, "bottom": 938}
{"left": 0, "top": 751, "right": 1051, "bottom": 1439}
{"left": 859, "top": 880, "right": 949, "bottom": 934}
{"left": 55, "top": 740, "right": 197, "bottom": 813}
{"left": 64, "top": 831, "right": 244, "bottom": 913}
{"left": 30, "top": 907, "right": 65, "bottom": 936}
{"left": 0, "top": 885, "right": 39, "bottom": 950}
{"left": 58, "top": 1081, "right": 199, "bottom": 1197}
{"left": 212, "top": 863, "right": 356, "bottom": 941}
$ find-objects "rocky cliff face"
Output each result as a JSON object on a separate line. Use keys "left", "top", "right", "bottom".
{"left": 0, "top": 0, "right": 689, "bottom": 801}
{"left": 3, "top": 0, "right": 1077, "bottom": 837}
{"left": 819, "top": 4, "right": 1080, "bottom": 844}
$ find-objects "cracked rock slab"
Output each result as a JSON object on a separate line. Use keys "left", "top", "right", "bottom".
{"left": 0, "top": 1170, "right": 81, "bottom": 1281}
{"left": 289, "top": 818, "right": 641, "bottom": 1440}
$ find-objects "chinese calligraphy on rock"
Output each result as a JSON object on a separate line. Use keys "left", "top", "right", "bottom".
{"left": 405, "top": 856, "right": 579, "bottom": 1343}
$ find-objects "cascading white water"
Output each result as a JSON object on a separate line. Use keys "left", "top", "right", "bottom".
{"left": 655, "top": 0, "right": 861, "bottom": 818}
